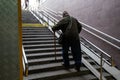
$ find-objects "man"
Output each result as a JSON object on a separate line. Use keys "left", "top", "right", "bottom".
{"left": 25, "top": 0, "right": 29, "bottom": 9}
{"left": 52, "top": 11, "right": 82, "bottom": 72}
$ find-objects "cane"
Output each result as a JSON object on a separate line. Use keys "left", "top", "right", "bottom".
{"left": 54, "top": 31, "right": 57, "bottom": 61}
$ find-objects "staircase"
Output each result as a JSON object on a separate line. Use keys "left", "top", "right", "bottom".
{"left": 22, "top": 26, "right": 115, "bottom": 80}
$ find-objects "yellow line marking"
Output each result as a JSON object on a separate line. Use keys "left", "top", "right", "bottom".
{"left": 22, "top": 23, "right": 48, "bottom": 27}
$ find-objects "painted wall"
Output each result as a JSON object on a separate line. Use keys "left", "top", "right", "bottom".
{"left": 0, "top": 0, "right": 20, "bottom": 80}
{"left": 42, "top": 0, "right": 120, "bottom": 39}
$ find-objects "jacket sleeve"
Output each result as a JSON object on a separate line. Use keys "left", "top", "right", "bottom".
{"left": 52, "top": 18, "right": 68, "bottom": 31}
{"left": 77, "top": 20, "right": 82, "bottom": 33}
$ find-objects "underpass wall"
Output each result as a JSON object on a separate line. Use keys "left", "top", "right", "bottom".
{"left": 41, "top": 0, "right": 120, "bottom": 39}
{"left": 0, "top": 0, "right": 21, "bottom": 80}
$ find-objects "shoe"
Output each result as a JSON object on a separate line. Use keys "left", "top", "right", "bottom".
{"left": 64, "top": 66, "right": 70, "bottom": 70}
{"left": 75, "top": 66, "right": 80, "bottom": 72}
{"left": 61, "top": 63, "right": 70, "bottom": 70}
{"left": 75, "top": 67, "right": 80, "bottom": 72}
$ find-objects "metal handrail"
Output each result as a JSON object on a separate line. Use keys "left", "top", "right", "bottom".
{"left": 80, "top": 21, "right": 120, "bottom": 43}
{"left": 43, "top": 7, "right": 120, "bottom": 50}
{"left": 22, "top": 45, "right": 28, "bottom": 76}
{"left": 42, "top": 10, "right": 58, "bottom": 23}
{"left": 80, "top": 37, "right": 114, "bottom": 66}
{"left": 82, "top": 27, "right": 120, "bottom": 49}
{"left": 44, "top": 7, "right": 120, "bottom": 43}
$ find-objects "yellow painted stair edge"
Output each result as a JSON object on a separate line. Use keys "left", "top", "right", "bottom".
{"left": 22, "top": 23, "right": 48, "bottom": 27}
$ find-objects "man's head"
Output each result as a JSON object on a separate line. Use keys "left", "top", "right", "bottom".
{"left": 63, "top": 11, "right": 69, "bottom": 17}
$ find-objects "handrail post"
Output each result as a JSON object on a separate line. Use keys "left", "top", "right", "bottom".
{"left": 53, "top": 19, "right": 57, "bottom": 61}
{"left": 25, "top": 63, "right": 28, "bottom": 76}
{"left": 47, "top": 15, "right": 49, "bottom": 26}
{"left": 54, "top": 31, "right": 57, "bottom": 61}
{"left": 111, "top": 57, "right": 115, "bottom": 67}
{"left": 100, "top": 53, "right": 103, "bottom": 80}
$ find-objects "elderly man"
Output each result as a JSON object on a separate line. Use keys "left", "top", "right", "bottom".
{"left": 52, "top": 11, "right": 82, "bottom": 72}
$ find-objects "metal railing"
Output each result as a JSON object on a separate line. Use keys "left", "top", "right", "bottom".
{"left": 22, "top": 45, "right": 28, "bottom": 76}
{"left": 80, "top": 37, "right": 114, "bottom": 66}
{"left": 43, "top": 7, "right": 120, "bottom": 50}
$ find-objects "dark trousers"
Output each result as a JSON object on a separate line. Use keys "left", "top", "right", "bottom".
{"left": 62, "top": 39, "right": 82, "bottom": 67}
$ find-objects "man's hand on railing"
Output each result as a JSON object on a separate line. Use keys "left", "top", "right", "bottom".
{"left": 52, "top": 27, "right": 55, "bottom": 32}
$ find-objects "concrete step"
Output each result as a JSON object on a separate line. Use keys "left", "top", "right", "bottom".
{"left": 22, "top": 30, "right": 52, "bottom": 34}
{"left": 22, "top": 37, "right": 57, "bottom": 41}
{"left": 85, "top": 59, "right": 96, "bottom": 65}
{"left": 24, "top": 43, "right": 61, "bottom": 49}
{"left": 58, "top": 74, "right": 97, "bottom": 80}
{"left": 22, "top": 32, "right": 53, "bottom": 35}
{"left": 22, "top": 30, "right": 51, "bottom": 33}
{"left": 23, "top": 40, "right": 57, "bottom": 45}
{"left": 22, "top": 27, "right": 48, "bottom": 29}
{"left": 28, "top": 56, "right": 73, "bottom": 66}
{"left": 27, "top": 52, "right": 96, "bottom": 66}
{"left": 26, "top": 51, "right": 73, "bottom": 59}
{"left": 27, "top": 68, "right": 91, "bottom": 80}
{"left": 23, "top": 37, "right": 56, "bottom": 40}
{"left": 22, "top": 31, "right": 51, "bottom": 34}
{"left": 26, "top": 51, "right": 62, "bottom": 59}
{"left": 22, "top": 26, "right": 48, "bottom": 30}
{"left": 28, "top": 62, "right": 87, "bottom": 74}
{"left": 102, "top": 72, "right": 114, "bottom": 80}
{"left": 25, "top": 47, "right": 62, "bottom": 53}
{"left": 22, "top": 27, "right": 48, "bottom": 30}
{"left": 22, "top": 34, "right": 54, "bottom": 38}
{"left": 22, "top": 29, "right": 50, "bottom": 32}
{"left": 26, "top": 52, "right": 93, "bottom": 64}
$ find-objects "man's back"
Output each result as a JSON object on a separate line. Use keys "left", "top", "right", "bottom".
{"left": 63, "top": 16, "right": 82, "bottom": 40}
